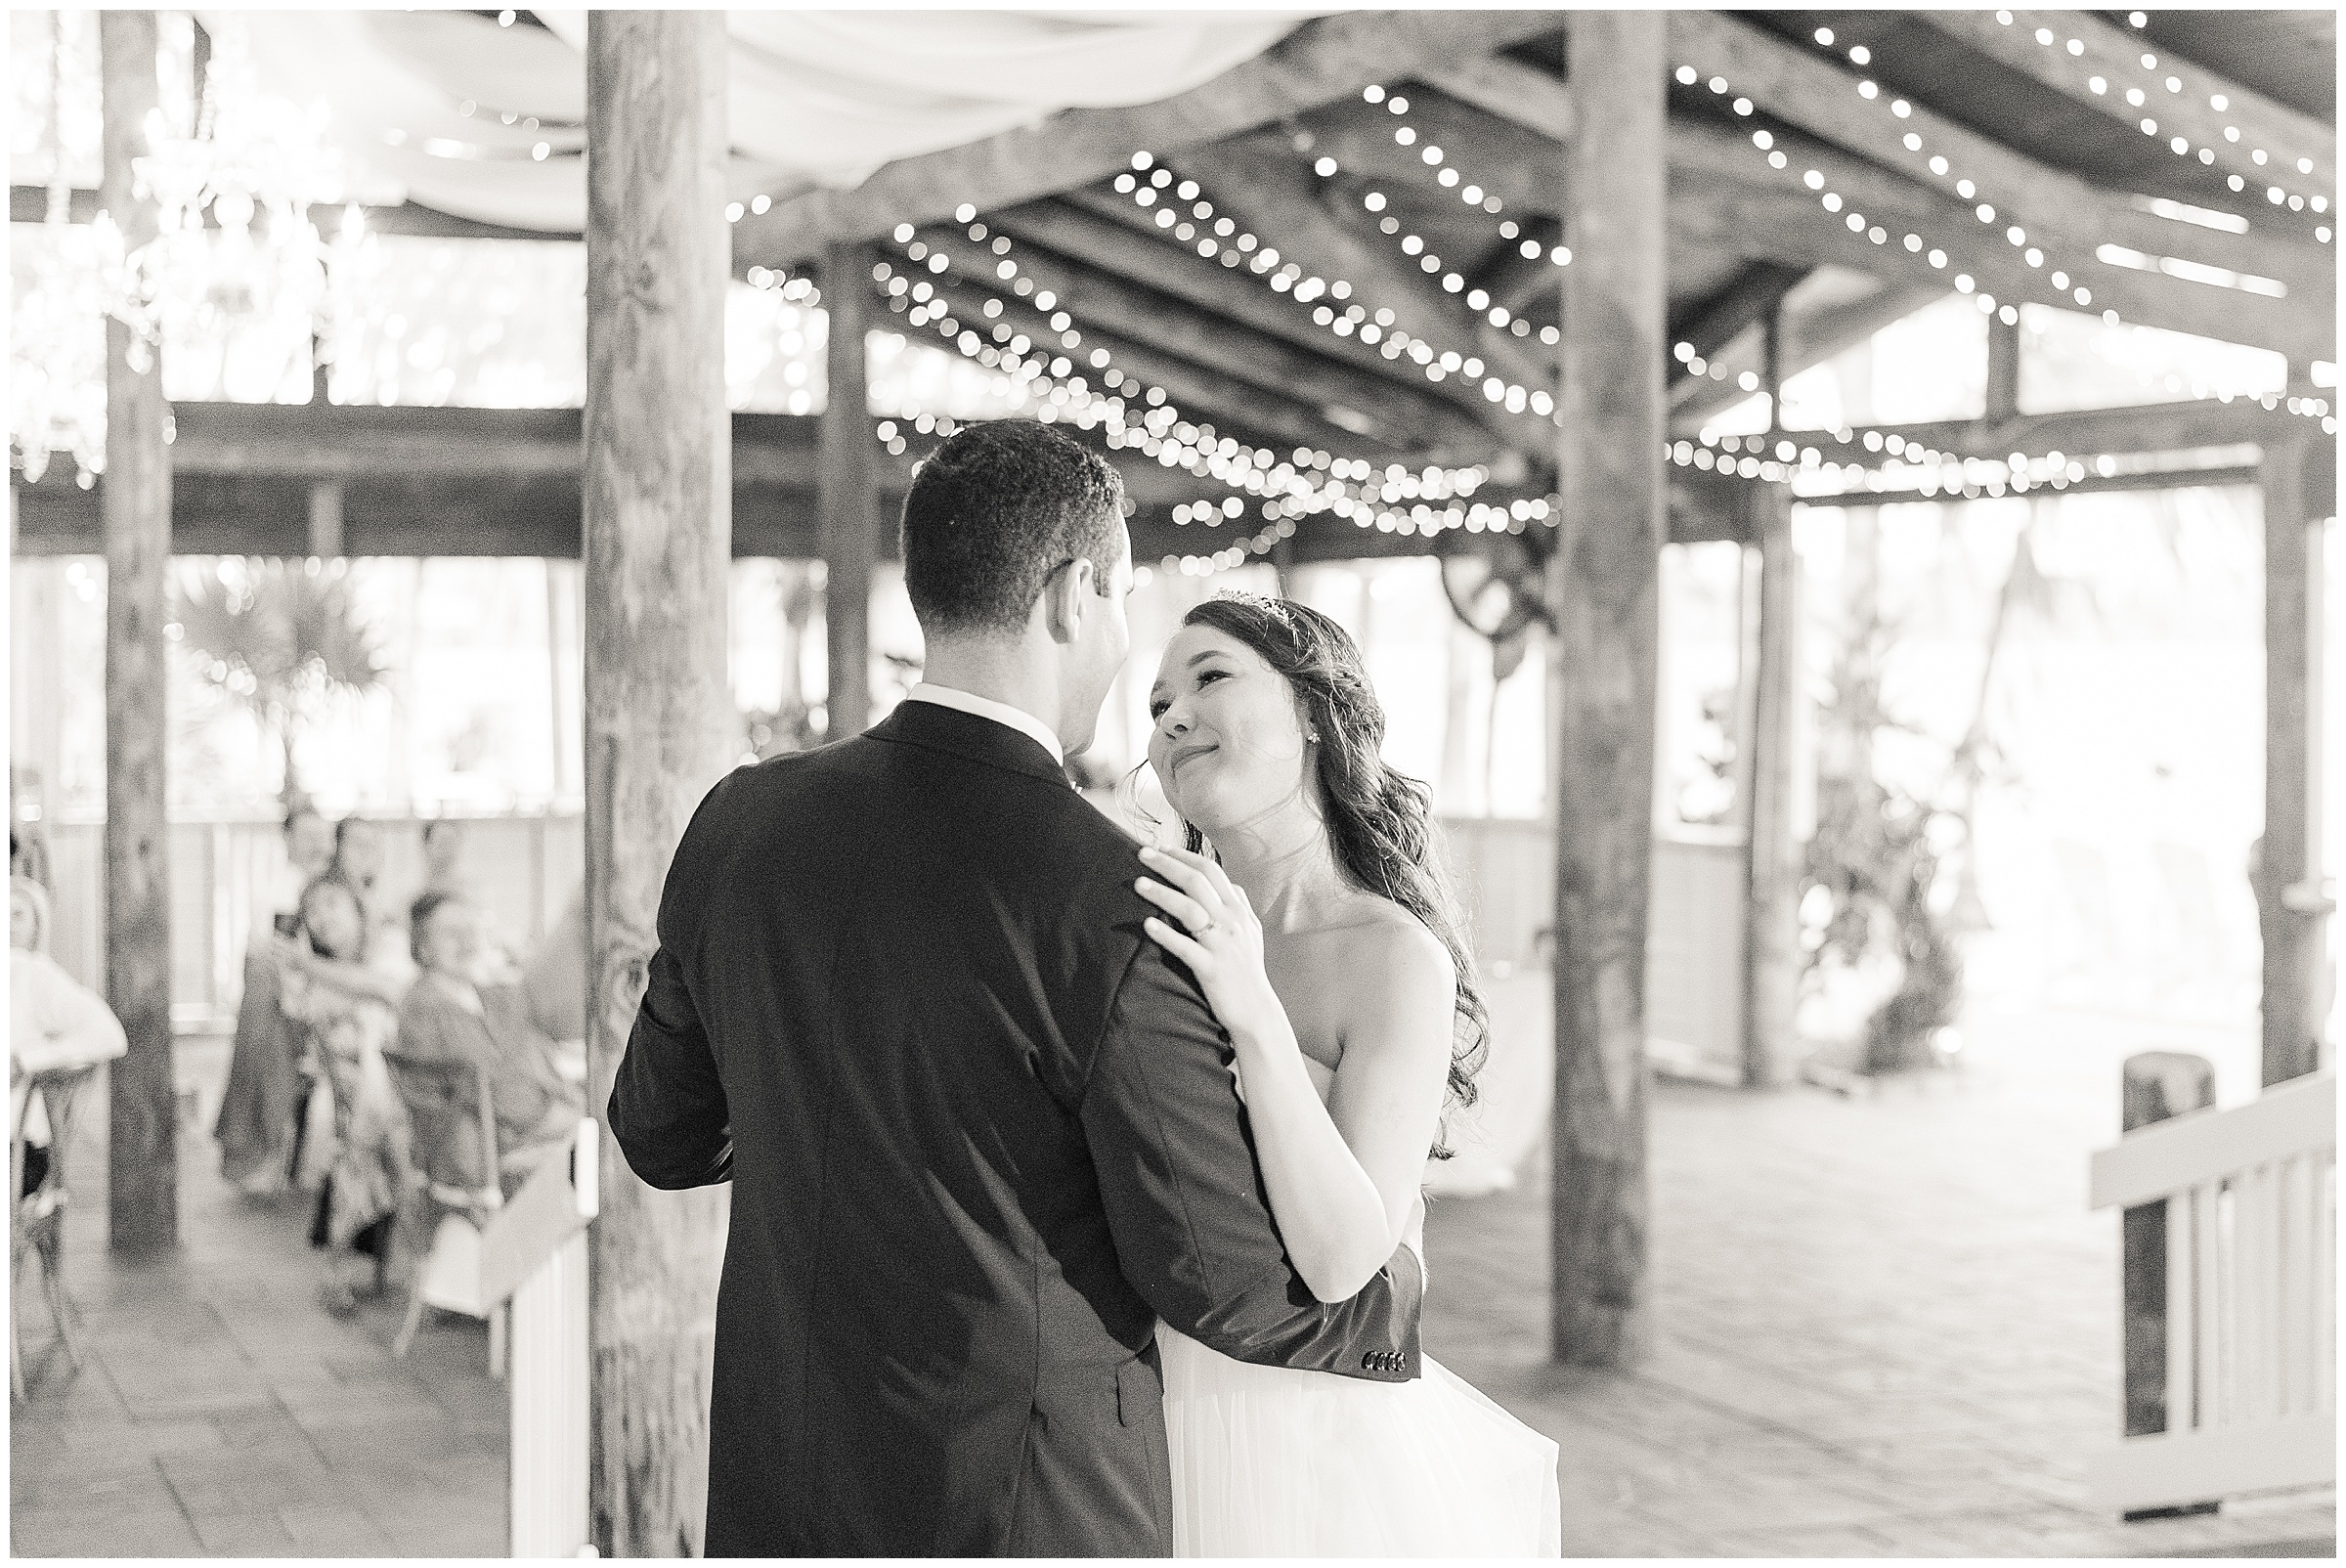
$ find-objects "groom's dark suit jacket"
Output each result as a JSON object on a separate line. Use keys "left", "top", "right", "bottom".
{"left": 608, "top": 699, "right": 1423, "bottom": 1558}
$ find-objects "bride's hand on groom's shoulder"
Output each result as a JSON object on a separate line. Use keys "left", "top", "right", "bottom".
{"left": 1134, "top": 846, "right": 1290, "bottom": 1052}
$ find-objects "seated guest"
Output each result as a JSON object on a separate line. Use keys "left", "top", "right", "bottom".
{"left": 11, "top": 876, "right": 127, "bottom": 1198}
{"left": 389, "top": 891, "right": 581, "bottom": 1200}
{"left": 278, "top": 874, "right": 410, "bottom": 1314}
{"left": 215, "top": 803, "right": 337, "bottom": 1196}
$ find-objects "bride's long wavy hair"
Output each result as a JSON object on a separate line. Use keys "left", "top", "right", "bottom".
{"left": 1147, "top": 593, "right": 1490, "bottom": 1157}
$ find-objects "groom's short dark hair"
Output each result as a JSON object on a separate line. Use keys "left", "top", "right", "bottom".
{"left": 900, "top": 420, "right": 1125, "bottom": 636}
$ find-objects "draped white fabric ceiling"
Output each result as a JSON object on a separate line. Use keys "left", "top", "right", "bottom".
{"left": 213, "top": 9, "right": 1314, "bottom": 234}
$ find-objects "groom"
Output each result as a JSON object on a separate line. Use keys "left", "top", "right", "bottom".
{"left": 608, "top": 420, "right": 1422, "bottom": 1557}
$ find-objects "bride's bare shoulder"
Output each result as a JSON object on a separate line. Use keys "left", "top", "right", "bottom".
{"left": 1316, "top": 897, "right": 1455, "bottom": 1004}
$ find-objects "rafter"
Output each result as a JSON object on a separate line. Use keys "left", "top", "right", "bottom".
{"left": 909, "top": 225, "right": 1497, "bottom": 462}
{"left": 1870, "top": 397, "right": 2313, "bottom": 461}
{"left": 1302, "top": 85, "right": 1558, "bottom": 218}
{"left": 912, "top": 261, "right": 1385, "bottom": 458}
{"left": 1178, "top": 130, "right": 1556, "bottom": 410}
{"left": 1921, "top": 9, "right": 2334, "bottom": 196}
{"left": 1677, "top": 114, "right": 2322, "bottom": 363}
{"left": 1007, "top": 192, "right": 1492, "bottom": 420}
{"left": 1351, "top": 67, "right": 2323, "bottom": 359}
{"left": 730, "top": 10, "right": 1570, "bottom": 271}
{"left": 1671, "top": 262, "right": 1809, "bottom": 370}
{"left": 1482, "top": 216, "right": 1563, "bottom": 314}
{"left": 1671, "top": 278, "right": 1948, "bottom": 427}
{"left": 9, "top": 183, "right": 583, "bottom": 242}
{"left": 1418, "top": 56, "right": 1573, "bottom": 143}
{"left": 1667, "top": 12, "right": 2330, "bottom": 361}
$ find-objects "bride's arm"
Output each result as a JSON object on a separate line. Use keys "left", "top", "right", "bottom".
{"left": 1138, "top": 847, "right": 1454, "bottom": 1303}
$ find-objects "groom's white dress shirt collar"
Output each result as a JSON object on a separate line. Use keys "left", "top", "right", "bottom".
{"left": 905, "top": 682, "right": 1065, "bottom": 765}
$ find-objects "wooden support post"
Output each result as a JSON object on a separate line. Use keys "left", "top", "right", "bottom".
{"left": 306, "top": 480, "right": 344, "bottom": 559}
{"left": 2117, "top": 1051, "right": 2218, "bottom": 1518}
{"left": 582, "top": 12, "right": 732, "bottom": 1555}
{"left": 1742, "top": 480, "right": 1803, "bottom": 1089}
{"left": 1986, "top": 308, "right": 2020, "bottom": 423}
{"left": 1548, "top": 12, "right": 1663, "bottom": 1369}
{"left": 821, "top": 240, "right": 876, "bottom": 740}
{"left": 2258, "top": 435, "right": 2328, "bottom": 1088}
{"left": 100, "top": 10, "right": 176, "bottom": 1253}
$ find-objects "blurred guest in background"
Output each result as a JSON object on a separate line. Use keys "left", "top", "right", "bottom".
{"left": 10, "top": 822, "right": 53, "bottom": 891}
{"left": 332, "top": 815, "right": 385, "bottom": 904}
{"left": 215, "top": 803, "right": 340, "bottom": 1196}
{"left": 521, "top": 885, "right": 588, "bottom": 1050}
{"left": 12, "top": 875, "right": 127, "bottom": 1198}
{"left": 280, "top": 873, "right": 410, "bottom": 1314}
{"left": 389, "top": 891, "right": 582, "bottom": 1199}
{"left": 419, "top": 818, "right": 474, "bottom": 901}
{"left": 331, "top": 815, "right": 414, "bottom": 968}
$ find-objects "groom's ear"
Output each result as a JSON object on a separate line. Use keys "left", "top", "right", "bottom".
{"left": 1043, "top": 557, "right": 1094, "bottom": 646}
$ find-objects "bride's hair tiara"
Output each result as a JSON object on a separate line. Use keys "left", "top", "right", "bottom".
{"left": 1211, "top": 589, "right": 1296, "bottom": 630}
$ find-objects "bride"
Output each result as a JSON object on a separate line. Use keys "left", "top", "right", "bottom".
{"left": 1132, "top": 591, "right": 1562, "bottom": 1557}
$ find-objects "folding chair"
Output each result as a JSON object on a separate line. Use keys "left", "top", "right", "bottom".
{"left": 383, "top": 1051, "right": 510, "bottom": 1373}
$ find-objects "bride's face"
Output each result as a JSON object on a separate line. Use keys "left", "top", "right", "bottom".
{"left": 1147, "top": 625, "right": 1314, "bottom": 836}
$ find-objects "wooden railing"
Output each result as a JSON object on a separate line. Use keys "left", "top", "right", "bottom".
{"left": 39, "top": 812, "right": 1747, "bottom": 1080}
{"left": 479, "top": 1116, "right": 597, "bottom": 1558}
{"left": 38, "top": 813, "right": 586, "bottom": 1033}
{"left": 2085, "top": 1070, "right": 2337, "bottom": 1514}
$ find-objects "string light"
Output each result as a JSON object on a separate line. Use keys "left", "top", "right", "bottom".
{"left": 1353, "top": 80, "right": 1567, "bottom": 344}
{"left": 1695, "top": 55, "right": 2118, "bottom": 321}
{"left": 1993, "top": 9, "right": 2329, "bottom": 233}
{"left": 1109, "top": 146, "right": 1560, "bottom": 424}
{"left": 1687, "top": 73, "right": 2077, "bottom": 345}
{"left": 864, "top": 216, "right": 1533, "bottom": 573}
{"left": 1674, "top": 53, "right": 2325, "bottom": 442}
{"left": 1773, "top": 32, "right": 2329, "bottom": 426}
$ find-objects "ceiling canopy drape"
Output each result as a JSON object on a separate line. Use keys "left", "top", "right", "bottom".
{"left": 213, "top": 9, "right": 1316, "bottom": 233}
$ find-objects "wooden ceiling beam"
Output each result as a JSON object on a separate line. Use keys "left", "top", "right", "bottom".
{"left": 16, "top": 466, "right": 1757, "bottom": 563}
{"left": 1303, "top": 87, "right": 1558, "bottom": 218}
{"left": 1668, "top": 12, "right": 2330, "bottom": 360}
{"left": 1417, "top": 56, "right": 1574, "bottom": 143}
{"left": 908, "top": 224, "right": 1499, "bottom": 462}
{"left": 1005, "top": 195, "right": 1510, "bottom": 434}
{"left": 1921, "top": 9, "right": 2334, "bottom": 196}
{"left": 34, "top": 399, "right": 1222, "bottom": 508}
{"left": 1674, "top": 116, "right": 2324, "bottom": 363}
{"left": 911, "top": 262, "right": 1390, "bottom": 459}
{"left": 1670, "top": 261, "right": 1809, "bottom": 367}
{"left": 731, "top": 10, "right": 1570, "bottom": 271}
{"left": 1352, "top": 70, "right": 2162, "bottom": 344}
{"left": 8, "top": 184, "right": 581, "bottom": 242}
{"left": 1794, "top": 461, "right": 2267, "bottom": 506}
{"left": 1869, "top": 397, "right": 2313, "bottom": 461}
{"left": 1671, "top": 278, "right": 1950, "bottom": 427}
{"left": 1482, "top": 216, "right": 1562, "bottom": 314}
{"left": 1177, "top": 130, "right": 1557, "bottom": 418}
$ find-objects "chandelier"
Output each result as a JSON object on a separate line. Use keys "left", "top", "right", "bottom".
{"left": 10, "top": 16, "right": 367, "bottom": 486}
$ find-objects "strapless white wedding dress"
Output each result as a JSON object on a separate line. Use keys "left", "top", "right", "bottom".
{"left": 1156, "top": 1060, "right": 1563, "bottom": 1557}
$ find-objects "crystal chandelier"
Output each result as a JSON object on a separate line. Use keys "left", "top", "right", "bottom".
{"left": 10, "top": 16, "right": 365, "bottom": 486}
